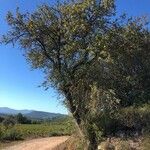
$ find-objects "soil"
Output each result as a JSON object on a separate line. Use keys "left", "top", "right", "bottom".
{"left": 2, "top": 136, "right": 69, "bottom": 150}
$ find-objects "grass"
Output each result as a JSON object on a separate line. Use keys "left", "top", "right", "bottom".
{"left": 0, "top": 117, "right": 74, "bottom": 149}
{"left": 0, "top": 117, "right": 74, "bottom": 140}
{"left": 13, "top": 123, "right": 72, "bottom": 138}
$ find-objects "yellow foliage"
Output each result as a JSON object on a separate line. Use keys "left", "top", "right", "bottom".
{"left": 28, "top": 21, "right": 33, "bottom": 28}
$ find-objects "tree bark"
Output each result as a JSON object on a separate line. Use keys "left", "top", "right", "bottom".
{"left": 86, "top": 131, "right": 98, "bottom": 150}
{"left": 87, "top": 143, "right": 98, "bottom": 150}
{"left": 63, "top": 88, "right": 99, "bottom": 150}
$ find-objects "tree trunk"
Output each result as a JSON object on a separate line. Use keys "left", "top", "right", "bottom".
{"left": 63, "top": 88, "right": 98, "bottom": 150}
{"left": 86, "top": 133, "right": 98, "bottom": 150}
{"left": 87, "top": 143, "right": 98, "bottom": 150}
{"left": 73, "top": 110, "right": 99, "bottom": 150}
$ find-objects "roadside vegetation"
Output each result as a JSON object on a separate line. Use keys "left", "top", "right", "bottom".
{"left": 0, "top": 115, "right": 74, "bottom": 142}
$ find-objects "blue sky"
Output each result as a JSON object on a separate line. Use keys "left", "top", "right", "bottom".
{"left": 0, "top": 0, "right": 150, "bottom": 114}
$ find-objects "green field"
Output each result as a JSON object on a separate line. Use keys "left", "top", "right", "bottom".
{"left": 0, "top": 118, "right": 74, "bottom": 141}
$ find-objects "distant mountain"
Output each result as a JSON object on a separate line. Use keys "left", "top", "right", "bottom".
{"left": 25, "top": 111, "right": 65, "bottom": 120}
{"left": 0, "top": 107, "right": 66, "bottom": 120}
{"left": 0, "top": 107, "right": 32, "bottom": 115}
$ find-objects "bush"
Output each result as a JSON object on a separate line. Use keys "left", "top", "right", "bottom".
{"left": 49, "top": 132, "right": 63, "bottom": 137}
{"left": 118, "top": 104, "right": 150, "bottom": 133}
{"left": 2, "top": 129, "right": 23, "bottom": 141}
{"left": 97, "top": 104, "right": 150, "bottom": 137}
{"left": 2, "top": 115, "right": 16, "bottom": 129}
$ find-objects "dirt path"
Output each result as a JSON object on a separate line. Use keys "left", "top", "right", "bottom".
{"left": 2, "top": 136, "right": 69, "bottom": 150}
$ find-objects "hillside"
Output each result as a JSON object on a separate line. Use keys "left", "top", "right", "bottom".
{"left": 0, "top": 107, "right": 32, "bottom": 115}
{"left": 0, "top": 107, "right": 66, "bottom": 120}
{"left": 25, "top": 111, "right": 66, "bottom": 120}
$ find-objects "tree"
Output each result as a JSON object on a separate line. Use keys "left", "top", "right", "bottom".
{"left": 1, "top": 0, "right": 150, "bottom": 149}
{"left": 0, "top": 116, "right": 4, "bottom": 123}
{"left": 101, "top": 17, "right": 150, "bottom": 107}
{"left": 16, "top": 113, "right": 24, "bottom": 124}
{"left": 85, "top": 15, "right": 150, "bottom": 137}
{"left": 16, "top": 113, "right": 31, "bottom": 124}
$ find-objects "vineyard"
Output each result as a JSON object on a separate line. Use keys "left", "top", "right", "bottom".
{"left": 0, "top": 118, "right": 74, "bottom": 141}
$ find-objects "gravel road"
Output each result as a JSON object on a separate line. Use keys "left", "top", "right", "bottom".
{"left": 2, "top": 136, "right": 69, "bottom": 150}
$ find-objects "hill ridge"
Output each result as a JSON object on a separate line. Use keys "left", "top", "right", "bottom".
{"left": 0, "top": 107, "right": 67, "bottom": 120}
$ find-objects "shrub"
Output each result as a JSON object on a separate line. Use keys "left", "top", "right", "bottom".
{"left": 2, "top": 115, "right": 16, "bottom": 129}
{"left": 118, "top": 104, "right": 150, "bottom": 133}
{"left": 49, "top": 132, "right": 63, "bottom": 137}
{"left": 98, "top": 104, "right": 150, "bottom": 137}
{"left": 2, "top": 129, "right": 23, "bottom": 141}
